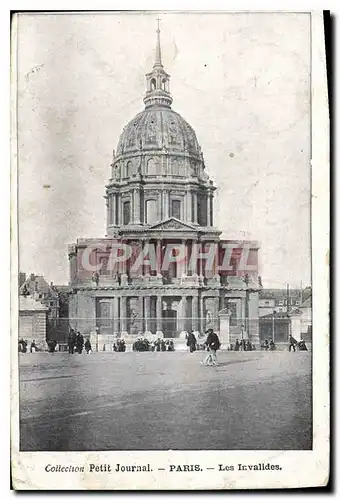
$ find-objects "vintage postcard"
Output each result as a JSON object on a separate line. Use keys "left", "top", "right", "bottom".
{"left": 11, "top": 10, "right": 329, "bottom": 490}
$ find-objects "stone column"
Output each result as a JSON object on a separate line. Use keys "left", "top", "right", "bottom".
{"left": 213, "top": 296, "right": 220, "bottom": 331}
{"left": 210, "top": 195, "right": 214, "bottom": 226}
{"left": 111, "top": 194, "right": 115, "bottom": 225}
{"left": 120, "top": 296, "right": 128, "bottom": 337}
{"left": 199, "top": 296, "right": 204, "bottom": 334}
{"left": 144, "top": 296, "right": 152, "bottom": 335}
{"left": 113, "top": 296, "right": 120, "bottom": 337}
{"left": 207, "top": 192, "right": 211, "bottom": 226}
{"left": 106, "top": 197, "right": 110, "bottom": 225}
{"left": 156, "top": 295, "right": 163, "bottom": 337}
{"left": 179, "top": 296, "right": 187, "bottom": 336}
{"left": 120, "top": 239, "right": 128, "bottom": 285}
{"left": 139, "top": 296, "right": 144, "bottom": 335}
{"left": 164, "top": 191, "right": 169, "bottom": 219}
{"left": 134, "top": 188, "right": 141, "bottom": 224}
{"left": 187, "top": 190, "right": 192, "bottom": 223}
{"left": 117, "top": 193, "right": 121, "bottom": 225}
{"left": 192, "top": 295, "right": 199, "bottom": 337}
{"left": 198, "top": 242, "right": 204, "bottom": 285}
{"left": 178, "top": 239, "right": 187, "bottom": 280}
{"left": 193, "top": 192, "right": 198, "bottom": 224}
{"left": 156, "top": 239, "right": 162, "bottom": 278}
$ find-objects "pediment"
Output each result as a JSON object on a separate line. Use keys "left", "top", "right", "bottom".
{"left": 149, "top": 217, "right": 198, "bottom": 231}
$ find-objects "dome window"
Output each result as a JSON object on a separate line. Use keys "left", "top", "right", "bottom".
{"left": 145, "top": 199, "right": 158, "bottom": 224}
{"left": 150, "top": 78, "right": 156, "bottom": 91}
{"left": 123, "top": 201, "right": 131, "bottom": 225}
{"left": 171, "top": 200, "right": 181, "bottom": 220}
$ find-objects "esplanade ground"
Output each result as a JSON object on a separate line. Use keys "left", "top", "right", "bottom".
{"left": 19, "top": 350, "right": 312, "bottom": 451}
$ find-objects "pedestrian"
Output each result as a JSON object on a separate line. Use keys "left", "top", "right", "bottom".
{"left": 68, "top": 329, "right": 76, "bottom": 354}
{"left": 30, "top": 340, "right": 37, "bottom": 353}
{"left": 234, "top": 339, "right": 240, "bottom": 351}
{"left": 269, "top": 340, "right": 276, "bottom": 351}
{"left": 264, "top": 339, "right": 269, "bottom": 351}
{"left": 76, "top": 332, "right": 84, "bottom": 354}
{"left": 84, "top": 339, "right": 92, "bottom": 354}
{"left": 297, "top": 340, "right": 308, "bottom": 351}
{"left": 187, "top": 332, "right": 197, "bottom": 353}
{"left": 201, "top": 328, "right": 221, "bottom": 366}
{"left": 289, "top": 334, "right": 297, "bottom": 352}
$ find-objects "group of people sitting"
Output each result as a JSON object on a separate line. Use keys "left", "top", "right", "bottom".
{"left": 230, "top": 339, "right": 256, "bottom": 351}
{"left": 18, "top": 338, "right": 38, "bottom": 353}
{"left": 132, "top": 338, "right": 175, "bottom": 352}
{"left": 260, "top": 339, "right": 276, "bottom": 351}
{"left": 113, "top": 339, "right": 126, "bottom": 352}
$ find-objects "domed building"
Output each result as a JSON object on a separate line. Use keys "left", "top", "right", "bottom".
{"left": 68, "top": 25, "right": 261, "bottom": 349}
{"left": 106, "top": 26, "right": 215, "bottom": 234}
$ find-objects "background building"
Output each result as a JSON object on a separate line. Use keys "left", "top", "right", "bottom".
{"left": 259, "top": 287, "right": 312, "bottom": 345}
{"left": 68, "top": 27, "right": 261, "bottom": 349}
{"left": 19, "top": 295, "right": 48, "bottom": 350}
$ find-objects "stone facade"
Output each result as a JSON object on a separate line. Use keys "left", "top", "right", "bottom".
{"left": 68, "top": 27, "right": 261, "bottom": 349}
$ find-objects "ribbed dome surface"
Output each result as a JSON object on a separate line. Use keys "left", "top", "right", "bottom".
{"left": 116, "top": 107, "right": 201, "bottom": 158}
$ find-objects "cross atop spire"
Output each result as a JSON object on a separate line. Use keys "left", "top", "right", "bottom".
{"left": 154, "top": 17, "right": 163, "bottom": 68}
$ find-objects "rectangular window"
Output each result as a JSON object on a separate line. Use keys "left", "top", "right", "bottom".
{"left": 123, "top": 201, "right": 130, "bottom": 225}
{"left": 171, "top": 199, "right": 181, "bottom": 219}
{"left": 145, "top": 199, "right": 158, "bottom": 224}
{"left": 197, "top": 196, "right": 207, "bottom": 226}
{"left": 228, "top": 302, "right": 238, "bottom": 326}
{"left": 99, "top": 302, "right": 111, "bottom": 327}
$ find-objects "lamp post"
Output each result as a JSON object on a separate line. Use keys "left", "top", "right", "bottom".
{"left": 272, "top": 309, "right": 276, "bottom": 343}
{"left": 243, "top": 273, "right": 250, "bottom": 339}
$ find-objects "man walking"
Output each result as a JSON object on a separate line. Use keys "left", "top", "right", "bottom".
{"left": 201, "top": 328, "right": 221, "bottom": 366}
{"left": 187, "top": 332, "right": 197, "bottom": 353}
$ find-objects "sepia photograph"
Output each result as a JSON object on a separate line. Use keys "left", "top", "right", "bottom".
{"left": 11, "top": 9, "right": 329, "bottom": 490}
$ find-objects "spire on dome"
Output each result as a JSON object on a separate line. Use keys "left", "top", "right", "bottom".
{"left": 154, "top": 18, "right": 163, "bottom": 68}
{"left": 143, "top": 18, "right": 173, "bottom": 109}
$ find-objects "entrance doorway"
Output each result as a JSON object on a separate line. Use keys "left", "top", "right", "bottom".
{"left": 162, "top": 309, "right": 177, "bottom": 338}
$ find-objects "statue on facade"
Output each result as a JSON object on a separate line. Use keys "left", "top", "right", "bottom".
{"left": 206, "top": 310, "right": 212, "bottom": 326}
{"left": 258, "top": 276, "right": 263, "bottom": 288}
{"left": 130, "top": 309, "right": 139, "bottom": 335}
{"left": 112, "top": 148, "right": 115, "bottom": 162}
{"left": 92, "top": 271, "right": 99, "bottom": 287}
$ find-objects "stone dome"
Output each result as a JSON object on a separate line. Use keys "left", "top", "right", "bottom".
{"left": 116, "top": 108, "right": 201, "bottom": 159}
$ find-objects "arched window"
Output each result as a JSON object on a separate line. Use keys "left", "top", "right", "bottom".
{"left": 161, "top": 78, "right": 166, "bottom": 91}
{"left": 150, "top": 78, "right": 156, "bottom": 91}
{"left": 126, "top": 161, "right": 132, "bottom": 178}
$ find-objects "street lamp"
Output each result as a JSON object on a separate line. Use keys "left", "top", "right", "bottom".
{"left": 272, "top": 309, "right": 277, "bottom": 343}
{"left": 243, "top": 273, "right": 250, "bottom": 338}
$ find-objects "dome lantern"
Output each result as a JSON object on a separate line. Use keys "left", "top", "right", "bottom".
{"left": 143, "top": 19, "right": 173, "bottom": 109}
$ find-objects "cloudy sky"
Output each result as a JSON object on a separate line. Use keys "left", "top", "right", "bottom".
{"left": 17, "top": 12, "right": 311, "bottom": 288}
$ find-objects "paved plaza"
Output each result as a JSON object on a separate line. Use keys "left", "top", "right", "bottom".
{"left": 19, "top": 350, "right": 312, "bottom": 451}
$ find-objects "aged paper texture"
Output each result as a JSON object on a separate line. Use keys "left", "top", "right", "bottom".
{"left": 11, "top": 10, "right": 329, "bottom": 490}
